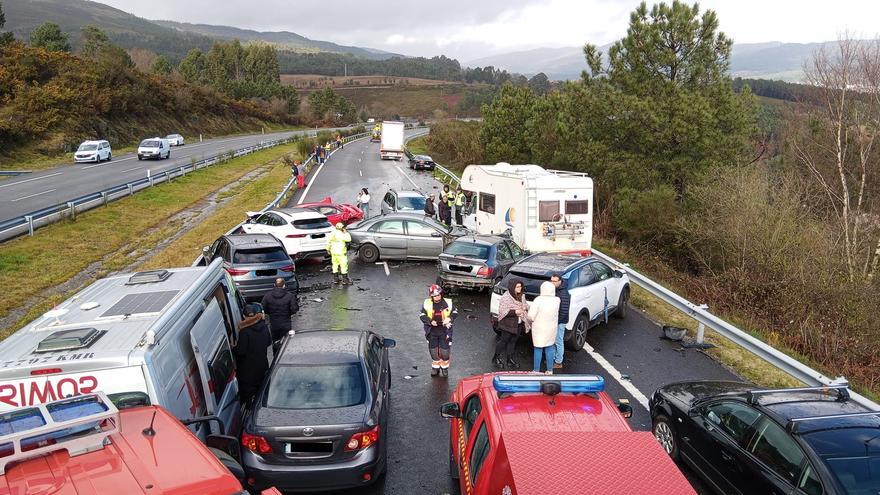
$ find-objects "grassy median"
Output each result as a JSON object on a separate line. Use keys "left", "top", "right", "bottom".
{"left": 0, "top": 143, "right": 301, "bottom": 338}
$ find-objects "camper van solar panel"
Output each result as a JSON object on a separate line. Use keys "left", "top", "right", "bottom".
{"left": 100, "top": 290, "right": 179, "bottom": 318}
{"left": 36, "top": 328, "right": 103, "bottom": 353}
{"left": 126, "top": 269, "right": 171, "bottom": 285}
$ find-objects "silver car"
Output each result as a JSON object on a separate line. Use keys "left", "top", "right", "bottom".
{"left": 379, "top": 189, "right": 427, "bottom": 215}
{"left": 202, "top": 233, "right": 298, "bottom": 299}
{"left": 348, "top": 213, "right": 469, "bottom": 262}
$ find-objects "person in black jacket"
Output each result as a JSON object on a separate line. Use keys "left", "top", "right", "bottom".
{"left": 424, "top": 193, "right": 436, "bottom": 219}
{"left": 260, "top": 278, "right": 299, "bottom": 343}
{"left": 550, "top": 273, "right": 570, "bottom": 369}
{"left": 234, "top": 304, "right": 272, "bottom": 406}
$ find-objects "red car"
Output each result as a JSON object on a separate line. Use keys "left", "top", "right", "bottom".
{"left": 440, "top": 373, "right": 696, "bottom": 495}
{"left": 299, "top": 196, "right": 364, "bottom": 226}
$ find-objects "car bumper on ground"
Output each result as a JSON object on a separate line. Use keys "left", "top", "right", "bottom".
{"left": 243, "top": 446, "right": 383, "bottom": 493}
{"left": 439, "top": 272, "right": 494, "bottom": 289}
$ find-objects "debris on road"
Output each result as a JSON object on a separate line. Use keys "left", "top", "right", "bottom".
{"left": 311, "top": 298, "right": 323, "bottom": 303}
{"left": 342, "top": 307, "right": 362, "bottom": 311}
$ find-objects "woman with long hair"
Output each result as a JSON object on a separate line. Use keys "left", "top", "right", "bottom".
{"left": 493, "top": 278, "right": 530, "bottom": 368}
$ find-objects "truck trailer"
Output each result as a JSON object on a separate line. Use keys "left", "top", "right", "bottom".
{"left": 379, "top": 121, "right": 405, "bottom": 160}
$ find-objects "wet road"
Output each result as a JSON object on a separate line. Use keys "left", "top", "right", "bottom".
{"left": 285, "top": 134, "right": 737, "bottom": 494}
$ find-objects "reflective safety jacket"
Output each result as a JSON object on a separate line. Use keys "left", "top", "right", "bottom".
{"left": 420, "top": 297, "right": 459, "bottom": 339}
{"left": 455, "top": 192, "right": 465, "bottom": 207}
{"left": 326, "top": 229, "right": 351, "bottom": 255}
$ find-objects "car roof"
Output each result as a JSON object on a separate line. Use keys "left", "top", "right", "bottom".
{"left": 273, "top": 207, "right": 327, "bottom": 220}
{"left": 756, "top": 392, "right": 875, "bottom": 432}
{"left": 277, "top": 330, "right": 367, "bottom": 365}
{"left": 80, "top": 140, "right": 106, "bottom": 145}
{"left": 413, "top": 154, "right": 432, "bottom": 159}
{"left": 392, "top": 189, "right": 425, "bottom": 198}
{"left": 223, "top": 233, "right": 283, "bottom": 248}
{"left": 450, "top": 235, "right": 506, "bottom": 246}
{"left": 510, "top": 253, "right": 590, "bottom": 276}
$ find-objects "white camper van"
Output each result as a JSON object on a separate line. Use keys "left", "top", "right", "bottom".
{"left": 461, "top": 163, "right": 593, "bottom": 254}
{"left": 0, "top": 259, "right": 244, "bottom": 437}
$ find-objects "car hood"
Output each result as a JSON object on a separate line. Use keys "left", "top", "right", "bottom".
{"left": 255, "top": 403, "right": 367, "bottom": 429}
{"left": 659, "top": 380, "right": 753, "bottom": 406}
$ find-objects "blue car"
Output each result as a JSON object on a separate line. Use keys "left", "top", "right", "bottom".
{"left": 437, "top": 235, "right": 528, "bottom": 290}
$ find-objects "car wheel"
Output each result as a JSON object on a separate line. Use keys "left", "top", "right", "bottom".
{"left": 565, "top": 313, "right": 589, "bottom": 351}
{"left": 613, "top": 286, "right": 629, "bottom": 319}
{"left": 359, "top": 244, "right": 380, "bottom": 263}
{"left": 107, "top": 152, "right": 111, "bottom": 161}
{"left": 137, "top": 155, "right": 142, "bottom": 161}
{"left": 449, "top": 439, "right": 460, "bottom": 480}
{"left": 652, "top": 415, "right": 680, "bottom": 461}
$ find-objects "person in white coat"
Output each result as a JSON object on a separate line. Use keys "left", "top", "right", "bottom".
{"left": 527, "top": 281, "right": 561, "bottom": 374}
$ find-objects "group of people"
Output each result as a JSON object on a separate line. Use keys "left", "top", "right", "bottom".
{"left": 424, "top": 184, "right": 467, "bottom": 226}
{"left": 312, "top": 136, "right": 344, "bottom": 165}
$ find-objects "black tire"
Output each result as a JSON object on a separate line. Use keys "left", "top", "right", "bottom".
{"left": 137, "top": 155, "right": 142, "bottom": 161}
{"left": 565, "top": 312, "right": 589, "bottom": 351}
{"left": 652, "top": 414, "right": 680, "bottom": 461}
{"left": 359, "top": 244, "right": 380, "bottom": 263}
{"left": 449, "top": 439, "right": 460, "bottom": 480}
{"left": 613, "top": 286, "right": 629, "bottom": 319}
{"left": 165, "top": 151, "right": 171, "bottom": 159}
{"left": 106, "top": 152, "right": 111, "bottom": 161}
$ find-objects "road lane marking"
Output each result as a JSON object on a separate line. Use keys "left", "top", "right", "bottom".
{"left": 583, "top": 342, "right": 650, "bottom": 410}
{"left": 296, "top": 159, "right": 327, "bottom": 204}
{"left": 0, "top": 172, "right": 63, "bottom": 189}
{"left": 12, "top": 189, "right": 57, "bottom": 202}
{"left": 121, "top": 166, "right": 143, "bottom": 173}
{"left": 376, "top": 261, "right": 390, "bottom": 276}
{"left": 359, "top": 170, "right": 363, "bottom": 177}
{"left": 396, "top": 166, "right": 422, "bottom": 191}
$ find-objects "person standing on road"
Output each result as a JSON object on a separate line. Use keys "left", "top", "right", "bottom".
{"left": 444, "top": 185, "right": 455, "bottom": 225}
{"left": 528, "top": 281, "right": 560, "bottom": 374}
{"left": 336, "top": 135, "right": 344, "bottom": 149}
{"left": 357, "top": 188, "right": 371, "bottom": 219}
{"left": 234, "top": 304, "right": 272, "bottom": 406}
{"left": 420, "top": 284, "right": 458, "bottom": 377}
{"left": 550, "top": 273, "right": 570, "bottom": 370}
{"left": 292, "top": 160, "right": 306, "bottom": 189}
{"left": 327, "top": 222, "right": 353, "bottom": 285}
{"left": 424, "top": 193, "right": 436, "bottom": 219}
{"left": 493, "top": 278, "right": 530, "bottom": 369}
{"left": 324, "top": 141, "right": 333, "bottom": 158}
{"left": 454, "top": 187, "right": 466, "bottom": 225}
{"left": 438, "top": 185, "right": 451, "bottom": 225}
{"left": 261, "top": 278, "right": 299, "bottom": 345}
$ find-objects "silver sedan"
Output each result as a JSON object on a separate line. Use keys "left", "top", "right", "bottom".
{"left": 347, "top": 213, "right": 469, "bottom": 262}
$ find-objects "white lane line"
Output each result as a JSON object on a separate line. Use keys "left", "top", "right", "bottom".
{"left": 12, "top": 189, "right": 57, "bottom": 202}
{"left": 296, "top": 159, "right": 327, "bottom": 204}
{"left": 396, "top": 166, "right": 421, "bottom": 191}
{"left": 0, "top": 172, "right": 63, "bottom": 189}
{"left": 359, "top": 170, "right": 363, "bottom": 177}
{"left": 81, "top": 161, "right": 110, "bottom": 170}
{"left": 583, "top": 342, "right": 650, "bottom": 410}
{"left": 121, "top": 166, "right": 143, "bottom": 173}
{"left": 376, "top": 261, "right": 390, "bottom": 276}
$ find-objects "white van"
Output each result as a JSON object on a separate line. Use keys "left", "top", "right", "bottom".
{"left": 461, "top": 163, "right": 593, "bottom": 254}
{"left": 0, "top": 259, "right": 245, "bottom": 437}
{"left": 137, "top": 137, "right": 171, "bottom": 160}
{"left": 74, "top": 140, "right": 111, "bottom": 163}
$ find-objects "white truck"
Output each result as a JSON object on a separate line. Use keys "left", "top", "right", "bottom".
{"left": 379, "top": 120, "right": 405, "bottom": 160}
{"left": 461, "top": 162, "right": 593, "bottom": 254}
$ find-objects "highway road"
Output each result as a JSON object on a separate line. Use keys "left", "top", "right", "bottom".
{"left": 283, "top": 131, "right": 732, "bottom": 493}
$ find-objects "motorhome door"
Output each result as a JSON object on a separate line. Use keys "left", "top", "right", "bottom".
{"left": 190, "top": 299, "right": 238, "bottom": 435}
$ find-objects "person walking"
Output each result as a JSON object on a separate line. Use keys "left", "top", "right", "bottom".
{"left": 444, "top": 185, "right": 455, "bottom": 225}
{"left": 357, "top": 188, "right": 371, "bottom": 219}
{"left": 493, "top": 278, "right": 530, "bottom": 369}
{"left": 292, "top": 160, "right": 306, "bottom": 189}
{"left": 234, "top": 304, "right": 272, "bottom": 406}
{"left": 261, "top": 278, "right": 299, "bottom": 345}
{"left": 424, "top": 193, "right": 436, "bottom": 219}
{"left": 336, "top": 135, "right": 344, "bottom": 149}
{"left": 326, "top": 222, "right": 352, "bottom": 285}
{"left": 324, "top": 141, "right": 332, "bottom": 158}
{"left": 419, "top": 284, "right": 458, "bottom": 377}
{"left": 313, "top": 145, "right": 322, "bottom": 165}
{"left": 454, "top": 187, "right": 466, "bottom": 225}
{"left": 550, "top": 273, "right": 570, "bottom": 370}
{"left": 528, "top": 281, "right": 561, "bottom": 374}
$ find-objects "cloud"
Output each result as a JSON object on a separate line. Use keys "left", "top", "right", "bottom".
{"left": 385, "top": 34, "right": 419, "bottom": 46}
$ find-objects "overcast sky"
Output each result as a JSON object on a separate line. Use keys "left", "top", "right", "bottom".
{"left": 101, "top": 0, "right": 880, "bottom": 62}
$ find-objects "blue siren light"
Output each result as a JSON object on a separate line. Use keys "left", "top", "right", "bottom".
{"left": 492, "top": 374, "right": 605, "bottom": 394}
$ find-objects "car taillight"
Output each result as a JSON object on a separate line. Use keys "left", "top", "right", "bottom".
{"left": 242, "top": 432, "right": 273, "bottom": 454}
{"left": 279, "top": 264, "right": 295, "bottom": 272}
{"left": 344, "top": 425, "right": 380, "bottom": 452}
{"left": 225, "top": 268, "right": 249, "bottom": 276}
{"left": 286, "top": 234, "right": 307, "bottom": 238}
{"left": 476, "top": 266, "right": 493, "bottom": 277}
{"left": 30, "top": 368, "right": 62, "bottom": 376}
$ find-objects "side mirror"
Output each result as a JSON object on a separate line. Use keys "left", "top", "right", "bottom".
{"left": 207, "top": 434, "right": 241, "bottom": 462}
{"left": 439, "top": 402, "right": 461, "bottom": 419}
{"left": 613, "top": 270, "right": 623, "bottom": 278}
{"left": 202, "top": 245, "right": 211, "bottom": 255}
{"left": 523, "top": 250, "right": 531, "bottom": 256}
{"left": 383, "top": 338, "right": 396, "bottom": 348}
{"left": 687, "top": 406, "right": 702, "bottom": 418}
{"left": 617, "top": 399, "right": 633, "bottom": 419}
{"left": 431, "top": 232, "right": 442, "bottom": 237}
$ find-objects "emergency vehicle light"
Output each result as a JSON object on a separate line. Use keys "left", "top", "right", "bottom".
{"left": 492, "top": 374, "right": 605, "bottom": 394}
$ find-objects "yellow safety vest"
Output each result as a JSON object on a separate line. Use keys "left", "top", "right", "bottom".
{"left": 455, "top": 192, "right": 465, "bottom": 207}
{"left": 445, "top": 193, "right": 455, "bottom": 208}
{"left": 326, "top": 229, "right": 350, "bottom": 255}
{"left": 423, "top": 298, "right": 453, "bottom": 321}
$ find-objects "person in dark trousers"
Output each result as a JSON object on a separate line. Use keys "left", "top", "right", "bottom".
{"left": 493, "top": 278, "right": 530, "bottom": 369}
{"left": 260, "top": 278, "right": 299, "bottom": 344}
{"left": 550, "top": 273, "right": 570, "bottom": 369}
{"left": 424, "top": 193, "right": 436, "bottom": 219}
{"left": 420, "top": 284, "right": 458, "bottom": 377}
{"left": 438, "top": 186, "right": 450, "bottom": 225}
{"left": 234, "top": 304, "right": 272, "bottom": 406}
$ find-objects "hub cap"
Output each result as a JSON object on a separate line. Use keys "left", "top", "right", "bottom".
{"left": 654, "top": 422, "right": 674, "bottom": 454}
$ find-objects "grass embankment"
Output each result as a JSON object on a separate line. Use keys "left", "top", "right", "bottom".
{"left": 0, "top": 143, "right": 301, "bottom": 338}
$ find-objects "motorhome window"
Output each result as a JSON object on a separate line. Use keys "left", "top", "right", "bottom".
{"left": 539, "top": 201, "right": 560, "bottom": 222}
{"left": 479, "top": 193, "right": 495, "bottom": 214}
{"left": 127, "top": 269, "right": 171, "bottom": 285}
{"left": 208, "top": 345, "right": 234, "bottom": 403}
{"left": 565, "top": 200, "right": 590, "bottom": 215}
{"left": 36, "top": 328, "right": 103, "bottom": 353}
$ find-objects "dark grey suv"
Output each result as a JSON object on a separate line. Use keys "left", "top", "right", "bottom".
{"left": 202, "top": 234, "right": 298, "bottom": 300}
{"left": 241, "top": 330, "right": 395, "bottom": 493}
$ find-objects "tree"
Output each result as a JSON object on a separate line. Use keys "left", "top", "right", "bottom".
{"left": 152, "top": 54, "right": 173, "bottom": 75}
{"left": 80, "top": 26, "right": 133, "bottom": 68}
{"left": 528, "top": 72, "right": 551, "bottom": 95}
{"left": 0, "top": 2, "right": 13, "bottom": 45}
{"left": 479, "top": 82, "right": 535, "bottom": 163}
{"left": 178, "top": 48, "right": 204, "bottom": 83}
{"left": 30, "top": 22, "right": 70, "bottom": 52}
{"left": 308, "top": 87, "right": 355, "bottom": 121}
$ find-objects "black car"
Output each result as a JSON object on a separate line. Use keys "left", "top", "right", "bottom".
{"left": 649, "top": 381, "right": 880, "bottom": 495}
{"left": 408, "top": 154, "right": 436, "bottom": 170}
{"left": 241, "top": 330, "right": 395, "bottom": 493}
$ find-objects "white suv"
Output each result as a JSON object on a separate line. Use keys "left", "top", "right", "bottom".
{"left": 74, "top": 140, "right": 111, "bottom": 163}
{"left": 137, "top": 138, "right": 171, "bottom": 160}
{"left": 240, "top": 208, "right": 334, "bottom": 259}
{"left": 490, "top": 253, "right": 630, "bottom": 351}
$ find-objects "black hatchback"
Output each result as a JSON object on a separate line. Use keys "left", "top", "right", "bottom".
{"left": 649, "top": 381, "right": 880, "bottom": 495}
{"left": 240, "top": 330, "right": 395, "bottom": 493}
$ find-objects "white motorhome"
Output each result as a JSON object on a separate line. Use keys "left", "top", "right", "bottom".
{"left": 0, "top": 259, "right": 245, "bottom": 436}
{"left": 460, "top": 163, "right": 593, "bottom": 254}
{"left": 380, "top": 120, "right": 405, "bottom": 160}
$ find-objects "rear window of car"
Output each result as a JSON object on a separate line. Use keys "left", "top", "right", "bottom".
{"left": 445, "top": 241, "right": 490, "bottom": 259}
{"left": 397, "top": 196, "right": 426, "bottom": 211}
{"left": 501, "top": 272, "right": 548, "bottom": 294}
{"left": 140, "top": 140, "right": 159, "bottom": 147}
{"left": 232, "top": 247, "right": 288, "bottom": 264}
{"left": 292, "top": 218, "right": 331, "bottom": 230}
{"left": 265, "top": 364, "right": 365, "bottom": 409}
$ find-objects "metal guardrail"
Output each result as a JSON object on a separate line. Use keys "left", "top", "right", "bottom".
{"left": 0, "top": 170, "right": 32, "bottom": 177}
{"left": 427, "top": 150, "right": 880, "bottom": 412}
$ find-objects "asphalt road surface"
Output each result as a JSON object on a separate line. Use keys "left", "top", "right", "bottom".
{"left": 285, "top": 133, "right": 737, "bottom": 494}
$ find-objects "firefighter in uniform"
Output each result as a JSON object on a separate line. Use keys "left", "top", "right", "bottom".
{"left": 326, "top": 222, "right": 353, "bottom": 285}
{"left": 420, "top": 284, "right": 458, "bottom": 377}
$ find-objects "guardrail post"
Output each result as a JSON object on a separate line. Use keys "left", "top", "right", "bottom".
{"left": 696, "top": 304, "right": 709, "bottom": 344}
{"left": 147, "top": 169, "right": 153, "bottom": 187}
{"left": 25, "top": 215, "right": 33, "bottom": 236}
{"left": 101, "top": 192, "right": 108, "bottom": 206}
{"left": 67, "top": 202, "right": 76, "bottom": 220}
{"left": 127, "top": 183, "right": 133, "bottom": 196}
{"left": 180, "top": 166, "right": 186, "bottom": 177}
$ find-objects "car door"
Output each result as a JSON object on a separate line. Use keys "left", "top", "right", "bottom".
{"left": 494, "top": 242, "right": 515, "bottom": 278}
{"left": 365, "top": 336, "right": 388, "bottom": 427}
{"left": 370, "top": 219, "right": 407, "bottom": 258}
{"left": 741, "top": 416, "right": 807, "bottom": 495}
{"left": 189, "top": 299, "right": 235, "bottom": 435}
{"left": 405, "top": 220, "right": 444, "bottom": 258}
{"left": 382, "top": 193, "right": 396, "bottom": 214}
{"left": 454, "top": 394, "right": 484, "bottom": 489}
{"left": 589, "top": 261, "right": 617, "bottom": 322}
{"left": 566, "top": 264, "right": 595, "bottom": 326}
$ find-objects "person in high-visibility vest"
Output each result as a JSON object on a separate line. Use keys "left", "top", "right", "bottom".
{"left": 454, "top": 187, "right": 466, "bottom": 225}
{"left": 326, "top": 222, "right": 352, "bottom": 285}
{"left": 419, "top": 284, "right": 458, "bottom": 377}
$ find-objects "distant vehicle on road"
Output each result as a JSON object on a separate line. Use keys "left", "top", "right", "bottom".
{"left": 408, "top": 154, "right": 436, "bottom": 170}
{"left": 137, "top": 137, "right": 171, "bottom": 160}
{"left": 299, "top": 196, "right": 364, "bottom": 226}
{"left": 241, "top": 208, "right": 333, "bottom": 260}
{"left": 165, "top": 133, "right": 185, "bottom": 146}
{"left": 437, "top": 235, "right": 528, "bottom": 291}
{"left": 379, "top": 121, "right": 405, "bottom": 160}
{"left": 440, "top": 373, "right": 695, "bottom": 495}
{"left": 367, "top": 118, "right": 376, "bottom": 123}
{"left": 490, "top": 253, "right": 629, "bottom": 350}
{"left": 650, "top": 381, "right": 880, "bottom": 495}
{"left": 240, "top": 330, "right": 395, "bottom": 493}
{"left": 380, "top": 188, "right": 427, "bottom": 215}
{"left": 202, "top": 233, "right": 298, "bottom": 300}
{"left": 74, "top": 140, "right": 111, "bottom": 163}
{"left": 348, "top": 212, "right": 469, "bottom": 262}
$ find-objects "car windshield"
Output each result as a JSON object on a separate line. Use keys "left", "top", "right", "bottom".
{"left": 77, "top": 144, "right": 97, "bottom": 151}
{"left": 445, "top": 241, "right": 489, "bottom": 259}
{"left": 232, "top": 247, "right": 289, "bottom": 264}
{"left": 140, "top": 140, "right": 159, "bottom": 147}
{"left": 804, "top": 428, "right": 880, "bottom": 494}
{"left": 397, "top": 196, "right": 426, "bottom": 211}
{"left": 292, "top": 218, "right": 331, "bottom": 230}
{"left": 265, "top": 363, "right": 365, "bottom": 409}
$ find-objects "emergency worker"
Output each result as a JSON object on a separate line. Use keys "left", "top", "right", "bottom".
{"left": 326, "top": 222, "right": 353, "bottom": 285}
{"left": 419, "top": 285, "right": 458, "bottom": 377}
{"left": 454, "top": 187, "right": 466, "bottom": 225}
